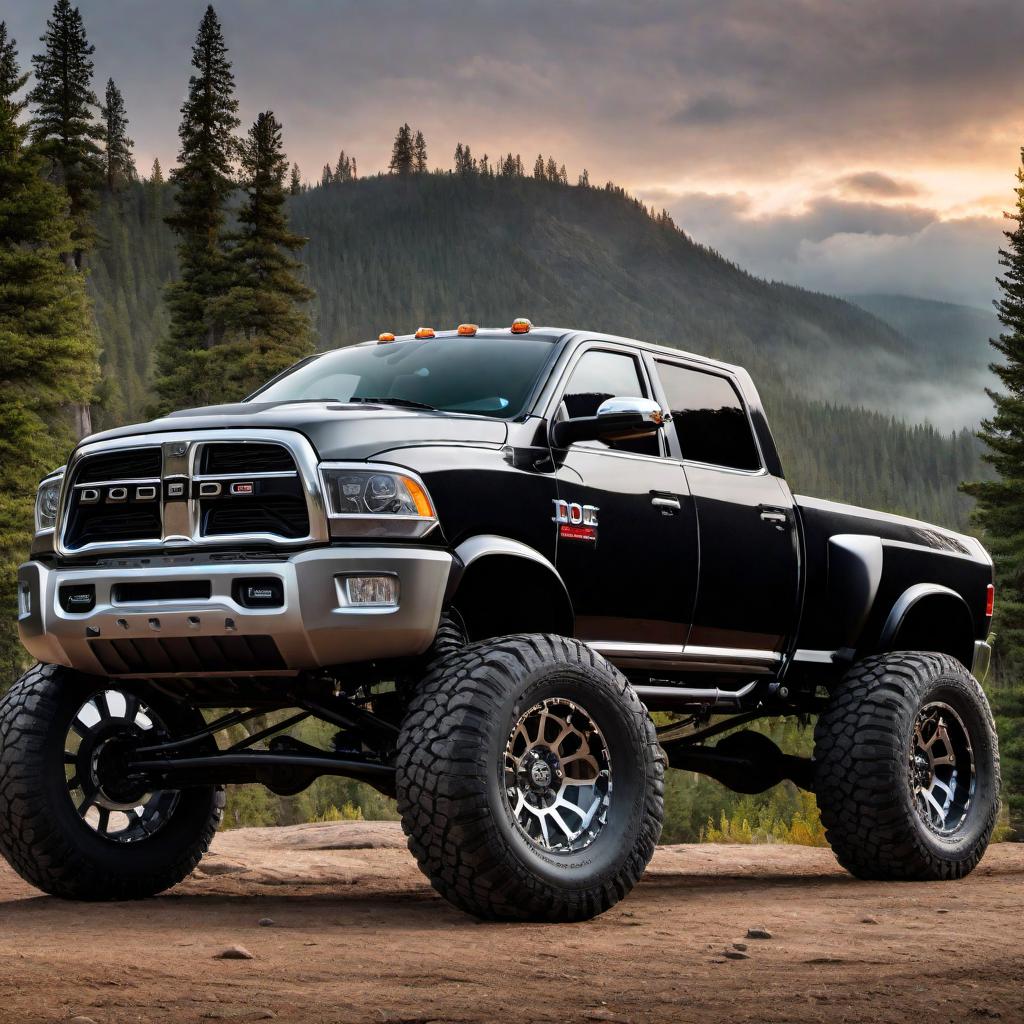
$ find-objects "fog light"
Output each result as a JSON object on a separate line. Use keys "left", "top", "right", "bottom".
{"left": 345, "top": 575, "right": 399, "bottom": 607}
{"left": 59, "top": 584, "right": 95, "bottom": 613}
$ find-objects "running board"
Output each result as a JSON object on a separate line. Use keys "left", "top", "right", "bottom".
{"left": 589, "top": 641, "right": 781, "bottom": 674}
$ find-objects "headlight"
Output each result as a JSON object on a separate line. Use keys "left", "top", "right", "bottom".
{"left": 35, "top": 472, "right": 64, "bottom": 532}
{"left": 320, "top": 466, "right": 437, "bottom": 538}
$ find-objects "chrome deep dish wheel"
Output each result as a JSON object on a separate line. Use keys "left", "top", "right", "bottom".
{"left": 64, "top": 690, "right": 181, "bottom": 843}
{"left": 910, "top": 701, "right": 975, "bottom": 836}
{"left": 503, "top": 697, "right": 612, "bottom": 853}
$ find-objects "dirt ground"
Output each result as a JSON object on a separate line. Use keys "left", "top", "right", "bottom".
{"left": 0, "top": 823, "right": 1022, "bottom": 1024}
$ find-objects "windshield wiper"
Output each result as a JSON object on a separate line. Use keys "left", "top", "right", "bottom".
{"left": 347, "top": 396, "right": 437, "bottom": 411}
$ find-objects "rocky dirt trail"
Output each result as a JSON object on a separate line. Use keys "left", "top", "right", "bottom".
{"left": 1, "top": 822, "right": 1022, "bottom": 1024}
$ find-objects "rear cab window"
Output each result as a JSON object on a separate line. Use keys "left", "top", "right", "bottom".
{"left": 654, "top": 361, "right": 761, "bottom": 471}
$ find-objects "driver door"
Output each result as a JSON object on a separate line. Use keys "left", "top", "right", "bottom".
{"left": 547, "top": 345, "right": 699, "bottom": 656}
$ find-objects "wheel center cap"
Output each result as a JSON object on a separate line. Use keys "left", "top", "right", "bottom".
{"left": 530, "top": 760, "right": 553, "bottom": 788}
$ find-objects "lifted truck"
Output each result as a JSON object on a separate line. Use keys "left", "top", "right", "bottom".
{"left": 3, "top": 320, "right": 999, "bottom": 920}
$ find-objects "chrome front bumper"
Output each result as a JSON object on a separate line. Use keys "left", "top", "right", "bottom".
{"left": 17, "top": 547, "right": 451, "bottom": 677}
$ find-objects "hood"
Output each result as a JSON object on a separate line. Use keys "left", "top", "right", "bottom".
{"left": 80, "top": 400, "right": 508, "bottom": 460}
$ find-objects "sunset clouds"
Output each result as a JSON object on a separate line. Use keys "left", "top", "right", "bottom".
{"left": 5, "top": 0, "right": 1019, "bottom": 304}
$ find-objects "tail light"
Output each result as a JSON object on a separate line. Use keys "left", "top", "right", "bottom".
{"left": 986, "top": 583, "right": 994, "bottom": 618}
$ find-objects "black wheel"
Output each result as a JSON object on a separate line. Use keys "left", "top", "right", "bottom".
{"left": 814, "top": 651, "right": 1000, "bottom": 881}
{"left": 395, "top": 634, "right": 664, "bottom": 921}
{"left": 0, "top": 663, "right": 224, "bottom": 900}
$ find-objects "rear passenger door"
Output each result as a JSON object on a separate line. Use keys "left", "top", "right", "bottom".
{"left": 649, "top": 359, "right": 799, "bottom": 660}
{"left": 547, "top": 345, "right": 699, "bottom": 653}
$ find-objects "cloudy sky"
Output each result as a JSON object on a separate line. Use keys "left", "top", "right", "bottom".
{"left": 5, "top": 0, "right": 1021, "bottom": 308}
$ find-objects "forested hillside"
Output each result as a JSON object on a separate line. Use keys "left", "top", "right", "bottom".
{"left": 88, "top": 172, "right": 988, "bottom": 530}
{"left": 850, "top": 293, "right": 996, "bottom": 374}
{"left": 848, "top": 293, "right": 997, "bottom": 430}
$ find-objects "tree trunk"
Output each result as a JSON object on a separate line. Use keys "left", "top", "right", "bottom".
{"left": 71, "top": 403, "right": 92, "bottom": 439}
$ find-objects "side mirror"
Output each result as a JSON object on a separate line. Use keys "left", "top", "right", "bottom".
{"left": 551, "top": 396, "right": 669, "bottom": 448}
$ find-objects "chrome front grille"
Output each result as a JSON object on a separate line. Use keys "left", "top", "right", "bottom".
{"left": 200, "top": 442, "right": 297, "bottom": 475}
{"left": 58, "top": 430, "right": 327, "bottom": 556}
{"left": 63, "top": 447, "right": 163, "bottom": 550}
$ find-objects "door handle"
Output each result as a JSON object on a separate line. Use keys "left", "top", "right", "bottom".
{"left": 759, "top": 509, "right": 788, "bottom": 526}
{"left": 651, "top": 495, "right": 681, "bottom": 510}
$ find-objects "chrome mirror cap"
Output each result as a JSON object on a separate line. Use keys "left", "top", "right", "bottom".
{"left": 596, "top": 396, "right": 669, "bottom": 426}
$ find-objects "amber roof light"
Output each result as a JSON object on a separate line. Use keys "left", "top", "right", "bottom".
{"left": 415, "top": 327, "right": 436, "bottom": 339}
{"left": 511, "top": 318, "right": 532, "bottom": 334}
{"left": 457, "top": 323, "right": 478, "bottom": 336}
{"left": 377, "top": 332, "right": 396, "bottom": 344}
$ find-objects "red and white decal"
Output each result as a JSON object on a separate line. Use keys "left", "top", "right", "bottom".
{"left": 552, "top": 500, "right": 599, "bottom": 542}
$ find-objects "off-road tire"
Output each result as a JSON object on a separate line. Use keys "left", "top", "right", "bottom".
{"left": 425, "top": 611, "right": 467, "bottom": 664}
{"left": 814, "top": 651, "right": 999, "bottom": 881}
{"left": 396, "top": 634, "right": 664, "bottom": 921}
{"left": 0, "top": 663, "right": 225, "bottom": 900}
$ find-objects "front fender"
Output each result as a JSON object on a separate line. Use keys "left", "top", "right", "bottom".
{"left": 447, "top": 534, "right": 574, "bottom": 638}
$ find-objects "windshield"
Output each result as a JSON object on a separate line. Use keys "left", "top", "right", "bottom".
{"left": 250, "top": 336, "right": 557, "bottom": 418}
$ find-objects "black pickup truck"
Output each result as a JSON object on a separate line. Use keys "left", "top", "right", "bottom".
{"left": 2, "top": 321, "right": 999, "bottom": 920}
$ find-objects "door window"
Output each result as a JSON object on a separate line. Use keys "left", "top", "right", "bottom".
{"left": 656, "top": 362, "right": 761, "bottom": 471}
{"left": 557, "top": 350, "right": 659, "bottom": 456}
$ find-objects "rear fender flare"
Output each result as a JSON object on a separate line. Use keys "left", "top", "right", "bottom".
{"left": 877, "top": 582, "right": 974, "bottom": 666}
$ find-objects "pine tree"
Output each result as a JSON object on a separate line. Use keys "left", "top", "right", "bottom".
{"left": 454, "top": 142, "right": 475, "bottom": 175}
{"left": 499, "top": 152, "right": 521, "bottom": 178}
{"left": 533, "top": 153, "right": 545, "bottom": 180}
{"left": 558, "top": 163, "right": 568, "bottom": 185}
{"left": 154, "top": 4, "right": 240, "bottom": 411}
{"left": 963, "top": 148, "right": 1024, "bottom": 674}
{"left": 962, "top": 145, "right": 1024, "bottom": 837}
{"left": 578, "top": 168, "right": 590, "bottom": 187}
{"left": 0, "top": 22, "right": 98, "bottom": 681}
{"left": 320, "top": 163, "right": 333, "bottom": 187}
{"left": 289, "top": 162, "right": 301, "bottom": 194}
{"left": 334, "top": 149, "right": 353, "bottom": 182}
{"left": 204, "top": 111, "right": 314, "bottom": 402}
{"left": 99, "top": 77, "right": 135, "bottom": 191}
{"left": 29, "top": 0, "right": 103, "bottom": 268}
{"left": 389, "top": 123, "right": 413, "bottom": 175}
{"left": 545, "top": 155, "right": 558, "bottom": 181}
{"left": 143, "top": 157, "right": 164, "bottom": 223}
{"left": 413, "top": 129, "right": 427, "bottom": 173}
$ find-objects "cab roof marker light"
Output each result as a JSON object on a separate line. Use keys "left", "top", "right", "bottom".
{"left": 457, "top": 323, "right": 478, "bottom": 336}
{"left": 511, "top": 317, "right": 532, "bottom": 334}
{"left": 377, "top": 332, "right": 396, "bottom": 344}
{"left": 415, "top": 327, "right": 436, "bottom": 339}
